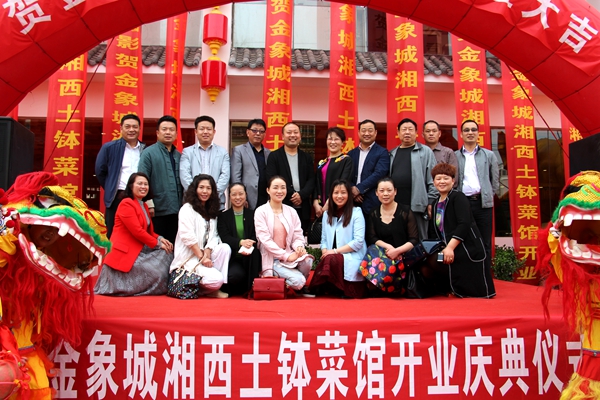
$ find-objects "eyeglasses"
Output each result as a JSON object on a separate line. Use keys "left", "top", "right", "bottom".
{"left": 400, "top": 127, "right": 416, "bottom": 133}
{"left": 249, "top": 129, "right": 266, "bottom": 134}
{"left": 462, "top": 127, "right": 478, "bottom": 133}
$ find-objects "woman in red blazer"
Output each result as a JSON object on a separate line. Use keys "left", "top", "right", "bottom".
{"left": 95, "top": 172, "right": 174, "bottom": 296}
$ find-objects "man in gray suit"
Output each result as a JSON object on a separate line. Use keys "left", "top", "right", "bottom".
{"left": 231, "top": 118, "right": 271, "bottom": 209}
{"left": 180, "top": 115, "right": 230, "bottom": 209}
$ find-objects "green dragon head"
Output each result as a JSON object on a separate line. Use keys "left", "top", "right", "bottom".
{"left": 1, "top": 172, "right": 110, "bottom": 291}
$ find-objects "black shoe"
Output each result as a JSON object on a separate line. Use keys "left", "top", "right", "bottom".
{"left": 296, "top": 287, "right": 316, "bottom": 298}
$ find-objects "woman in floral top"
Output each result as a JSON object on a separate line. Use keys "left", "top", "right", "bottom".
{"left": 313, "top": 127, "right": 353, "bottom": 218}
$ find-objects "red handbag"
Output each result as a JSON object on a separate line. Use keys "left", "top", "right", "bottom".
{"left": 252, "top": 269, "right": 287, "bottom": 300}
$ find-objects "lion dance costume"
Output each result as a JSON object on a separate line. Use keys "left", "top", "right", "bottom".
{"left": 0, "top": 172, "right": 110, "bottom": 399}
{"left": 537, "top": 171, "right": 600, "bottom": 399}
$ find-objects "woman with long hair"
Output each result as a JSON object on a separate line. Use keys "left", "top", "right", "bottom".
{"left": 255, "top": 176, "right": 314, "bottom": 295}
{"left": 310, "top": 179, "right": 367, "bottom": 298}
{"left": 361, "top": 177, "right": 419, "bottom": 294}
{"left": 217, "top": 183, "right": 262, "bottom": 296}
{"left": 427, "top": 163, "right": 496, "bottom": 298}
{"left": 95, "top": 172, "right": 174, "bottom": 296}
{"left": 313, "top": 127, "right": 354, "bottom": 218}
{"left": 169, "top": 174, "right": 231, "bottom": 298}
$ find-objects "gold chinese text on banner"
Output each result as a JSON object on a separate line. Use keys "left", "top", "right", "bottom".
{"left": 501, "top": 63, "right": 542, "bottom": 285}
{"left": 262, "top": 0, "right": 293, "bottom": 150}
{"left": 164, "top": 14, "right": 188, "bottom": 152}
{"left": 102, "top": 28, "right": 144, "bottom": 145}
{"left": 451, "top": 35, "right": 490, "bottom": 149}
{"left": 329, "top": 3, "right": 358, "bottom": 151}
{"left": 561, "top": 113, "right": 582, "bottom": 182}
{"left": 386, "top": 15, "right": 425, "bottom": 148}
{"left": 44, "top": 54, "right": 87, "bottom": 198}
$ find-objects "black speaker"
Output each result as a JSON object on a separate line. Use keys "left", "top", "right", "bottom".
{"left": 0, "top": 117, "right": 35, "bottom": 190}
{"left": 569, "top": 132, "right": 600, "bottom": 176}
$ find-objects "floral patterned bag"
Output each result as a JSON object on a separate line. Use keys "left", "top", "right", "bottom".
{"left": 359, "top": 244, "right": 406, "bottom": 293}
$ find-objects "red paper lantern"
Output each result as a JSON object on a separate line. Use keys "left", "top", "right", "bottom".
{"left": 203, "top": 7, "right": 228, "bottom": 56}
{"left": 201, "top": 57, "right": 227, "bottom": 102}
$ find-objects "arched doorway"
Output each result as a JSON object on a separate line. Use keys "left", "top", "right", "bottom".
{"left": 1, "top": 0, "right": 600, "bottom": 134}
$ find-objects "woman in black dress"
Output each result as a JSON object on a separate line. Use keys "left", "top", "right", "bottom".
{"left": 427, "top": 163, "right": 496, "bottom": 298}
{"left": 217, "top": 183, "right": 262, "bottom": 296}
{"left": 361, "top": 177, "right": 419, "bottom": 294}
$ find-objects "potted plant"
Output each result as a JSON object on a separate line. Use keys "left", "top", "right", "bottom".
{"left": 492, "top": 245, "right": 525, "bottom": 282}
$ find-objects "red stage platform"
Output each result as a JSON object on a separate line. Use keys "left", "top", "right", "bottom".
{"left": 54, "top": 280, "right": 577, "bottom": 399}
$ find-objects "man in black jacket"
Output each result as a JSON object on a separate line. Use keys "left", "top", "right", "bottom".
{"left": 265, "top": 122, "right": 315, "bottom": 234}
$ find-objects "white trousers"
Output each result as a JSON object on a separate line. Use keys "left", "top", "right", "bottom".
{"left": 196, "top": 243, "right": 231, "bottom": 294}
{"left": 273, "top": 256, "right": 313, "bottom": 291}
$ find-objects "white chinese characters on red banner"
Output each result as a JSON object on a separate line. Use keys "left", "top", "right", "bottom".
{"left": 501, "top": 64, "right": 542, "bottom": 285}
{"left": 386, "top": 15, "right": 425, "bottom": 148}
{"left": 262, "top": 0, "right": 293, "bottom": 151}
{"left": 55, "top": 320, "right": 577, "bottom": 399}
{"left": 43, "top": 54, "right": 87, "bottom": 198}
{"left": 451, "top": 36, "right": 491, "bottom": 150}
{"left": 329, "top": 3, "right": 358, "bottom": 151}
{"left": 102, "top": 27, "right": 144, "bottom": 145}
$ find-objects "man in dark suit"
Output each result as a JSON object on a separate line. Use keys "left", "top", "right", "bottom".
{"left": 231, "top": 118, "right": 271, "bottom": 209}
{"left": 348, "top": 119, "right": 390, "bottom": 215}
{"left": 265, "top": 122, "right": 315, "bottom": 234}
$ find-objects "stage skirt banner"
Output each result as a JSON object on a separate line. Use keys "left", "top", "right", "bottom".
{"left": 55, "top": 312, "right": 577, "bottom": 399}
{"left": 262, "top": 0, "right": 293, "bottom": 151}
{"left": 102, "top": 27, "right": 144, "bottom": 145}
{"left": 386, "top": 15, "right": 425, "bottom": 148}
{"left": 329, "top": 3, "right": 358, "bottom": 151}
{"left": 450, "top": 35, "right": 491, "bottom": 150}
{"left": 164, "top": 14, "right": 187, "bottom": 151}
{"left": 560, "top": 112, "right": 582, "bottom": 182}
{"left": 43, "top": 54, "right": 87, "bottom": 198}
{"left": 501, "top": 63, "right": 542, "bottom": 286}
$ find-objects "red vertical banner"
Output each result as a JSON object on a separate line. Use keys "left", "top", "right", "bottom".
{"left": 560, "top": 113, "right": 583, "bottom": 182}
{"left": 329, "top": 3, "right": 358, "bottom": 151}
{"left": 164, "top": 14, "right": 188, "bottom": 151}
{"left": 451, "top": 36, "right": 491, "bottom": 149}
{"left": 386, "top": 15, "right": 425, "bottom": 147}
{"left": 262, "top": 0, "right": 293, "bottom": 151}
{"left": 43, "top": 54, "right": 87, "bottom": 198}
{"left": 501, "top": 63, "right": 542, "bottom": 285}
{"left": 102, "top": 27, "right": 144, "bottom": 145}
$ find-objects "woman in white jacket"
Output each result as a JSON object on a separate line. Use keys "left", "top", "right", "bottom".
{"left": 255, "top": 176, "right": 313, "bottom": 293}
{"left": 169, "top": 174, "right": 231, "bottom": 298}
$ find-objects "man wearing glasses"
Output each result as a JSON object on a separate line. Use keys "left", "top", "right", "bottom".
{"left": 231, "top": 119, "right": 271, "bottom": 209}
{"left": 455, "top": 119, "right": 500, "bottom": 263}
{"left": 180, "top": 115, "right": 230, "bottom": 209}
{"left": 389, "top": 118, "right": 437, "bottom": 240}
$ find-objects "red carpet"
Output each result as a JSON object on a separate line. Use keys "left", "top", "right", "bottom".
{"left": 57, "top": 280, "right": 575, "bottom": 399}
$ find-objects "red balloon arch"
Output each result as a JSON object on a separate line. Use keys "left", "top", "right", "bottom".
{"left": 1, "top": 0, "right": 600, "bottom": 135}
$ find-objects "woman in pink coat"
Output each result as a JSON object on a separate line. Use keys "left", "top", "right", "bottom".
{"left": 255, "top": 176, "right": 314, "bottom": 293}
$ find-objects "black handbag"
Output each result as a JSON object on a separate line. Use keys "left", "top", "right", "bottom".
{"left": 404, "top": 268, "right": 435, "bottom": 299}
{"left": 403, "top": 240, "right": 446, "bottom": 269}
{"left": 167, "top": 256, "right": 203, "bottom": 299}
{"left": 307, "top": 216, "right": 322, "bottom": 245}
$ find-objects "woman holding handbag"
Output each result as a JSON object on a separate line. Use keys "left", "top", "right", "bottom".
{"left": 95, "top": 173, "right": 174, "bottom": 296}
{"left": 361, "top": 177, "right": 420, "bottom": 294}
{"left": 427, "top": 163, "right": 496, "bottom": 298}
{"left": 309, "top": 179, "right": 367, "bottom": 298}
{"left": 169, "top": 174, "right": 231, "bottom": 299}
{"left": 217, "top": 183, "right": 262, "bottom": 296}
{"left": 255, "top": 176, "right": 314, "bottom": 295}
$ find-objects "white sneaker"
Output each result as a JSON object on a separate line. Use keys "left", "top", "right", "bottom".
{"left": 206, "top": 290, "right": 229, "bottom": 298}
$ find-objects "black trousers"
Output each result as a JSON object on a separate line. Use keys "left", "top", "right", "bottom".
{"left": 469, "top": 199, "right": 493, "bottom": 265}
{"left": 152, "top": 214, "right": 179, "bottom": 244}
{"left": 104, "top": 190, "right": 125, "bottom": 238}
